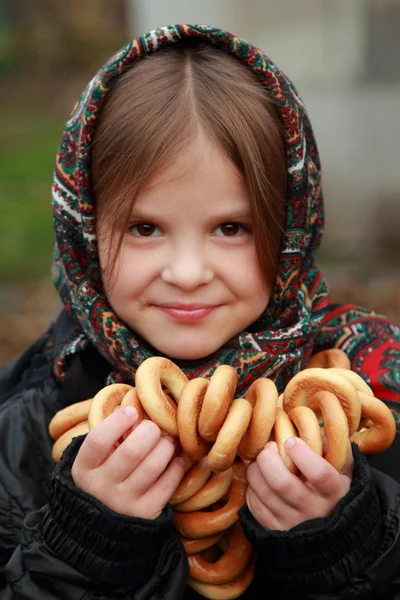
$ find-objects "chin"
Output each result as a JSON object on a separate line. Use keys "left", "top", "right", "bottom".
{"left": 155, "top": 341, "right": 221, "bottom": 361}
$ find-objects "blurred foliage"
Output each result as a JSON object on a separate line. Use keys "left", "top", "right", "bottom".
{"left": 0, "top": 0, "right": 129, "bottom": 282}
{"left": 3, "top": 0, "right": 127, "bottom": 75}
{"left": 0, "top": 1, "right": 13, "bottom": 75}
{"left": 0, "top": 107, "right": 62, "bottom": 281}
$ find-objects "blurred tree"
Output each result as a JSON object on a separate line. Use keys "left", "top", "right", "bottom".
{"left": 0, "top": 0, "right": 13, "bottom": 75}
{"left": 3, "top": 0, "right": 128, "bottom": 75}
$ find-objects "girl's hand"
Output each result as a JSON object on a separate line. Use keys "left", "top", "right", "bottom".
{"left": 71, "top": 407, "right": 186, "bottom": 519}
{"left": 246, "top": 437, "right": 354, "bottom": 531}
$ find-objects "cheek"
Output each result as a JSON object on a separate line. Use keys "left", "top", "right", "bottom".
{"left": 104, "top": 246, "right": 155, "bottom": 301}
{"left": 227, "top": 247, "right": 269, "bottom": 297}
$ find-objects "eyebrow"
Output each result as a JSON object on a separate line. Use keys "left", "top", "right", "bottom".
{"left": 213, "top": 209, "right": 252, "bottom": 221}
{"left": 129, "top": 208, "right": 253, "bottom": 221}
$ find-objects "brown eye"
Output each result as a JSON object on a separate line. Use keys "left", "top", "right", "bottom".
{"left": 137, "top": 224, "right": 155, "bottom": 236}
{"left": 219, "top": 223, "right": 241, "bottom": 236}
{"left": 130, "top": 223, "right": 158, "bottom": 237}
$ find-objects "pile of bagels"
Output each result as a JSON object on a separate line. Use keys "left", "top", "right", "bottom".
{"left": 49, "top": 349, "right": 396, "bottom": 600}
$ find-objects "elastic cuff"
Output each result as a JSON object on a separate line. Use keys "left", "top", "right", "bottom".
{"left": 239, "top": 444, "right": 383, "bottom": 593}
{"left": 43, "top": 435, "right": 177, "bottom": 588}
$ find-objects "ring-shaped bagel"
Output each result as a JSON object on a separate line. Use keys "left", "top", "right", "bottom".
{"left": 238, "top": 378, "right": 278, "bottom": 460}
{"left": 327, "top": 368, "right": 374, "bottom": 396}
{"left": 273, "top": 407, "right": 298, "bottom": 473}
{"left": 283, "top": 368, "right": 361, "bottom": 435}
{"left": 170, "top": 459, "right": 211, "bottom": 505}
{"left": 51, "top": 420, "right": 89, "bottom": 462}
{"left": 181, "top": 532, "right": 224, "bottom": 555}
{"left": 173, "top": 461, "right": 247, "bottom": 538}
{"left": 188, "top": 563, "right": 254, "bottom": 600}
{"left": 307, "top": 391, "right": 349, "bottom": 471}
{"left": 307, "top": 349, "right": 351, "bottom": 370}
{"left": 187, "top": 523, "right": 253, "bottom": 585}
{"left": 178, "top": 378, "right": 212, "bottom": 460}
{"left": 198, "top": 366, "right": 237, "bottom": 442}
{"left": 135, "top": 357, "right": 188, "bottom": 436}
{"left": 88, "top": 384, "right": 136, "bottom": 429}
{"left": 287, "top": 406, "right": 323, "bottom": 457}
{"left": 350, "top": 392, "right": 396, "bottom": 454}
{"left": 49, "top": 398, "right": 92, "bottom": 440}
{"left": 206, "top": 399, "right": 252, "bottom": 472}
{"left": 174, "top": 469, "right": 233, "bottom": 512}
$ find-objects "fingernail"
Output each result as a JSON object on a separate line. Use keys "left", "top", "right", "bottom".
{"left": 177, "top": 453, "right": 193, "bottom": 470}
{"left": 266, "top": 441, "right": 279, "bottom": 453}
{"left": 285, "top": 437, "right": 297, "bottom": 450}
{"left": 123, "top": 406, "right": 138, "bottom": 418}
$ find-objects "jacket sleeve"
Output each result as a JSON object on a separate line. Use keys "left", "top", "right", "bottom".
{"left": 239, "top": 443, "right": 400, "bottom": 599}
{"left": 2, "top": 436, "right": 189, "bottom": 599}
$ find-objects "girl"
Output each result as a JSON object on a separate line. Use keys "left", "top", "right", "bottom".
{"left": 1, "top": 24, "right": 400, "bottom": 599}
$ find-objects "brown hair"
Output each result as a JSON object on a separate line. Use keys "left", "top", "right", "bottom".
{"left": 91, "top": 40, "right": 287, "bottom": 287}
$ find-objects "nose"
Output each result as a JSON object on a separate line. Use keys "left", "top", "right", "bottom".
{"left": 161, "top": 246, "right": 214, "bottom": 290}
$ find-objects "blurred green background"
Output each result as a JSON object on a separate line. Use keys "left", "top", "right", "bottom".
{"left": 1, "top": 0, "right": 399, "bottom": 364}
{"left": 0, "top": 0, "right": 127, "bottom": 282}
{"left": 0, "top": 0, "right": 128, "bottom": 362}
{"left": 0, "top": 108, "right": 60, "bottom": 281}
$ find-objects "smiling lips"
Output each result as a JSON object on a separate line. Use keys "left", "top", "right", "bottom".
{"left": 154, "top": 303, "right": 220, "bottom": 323}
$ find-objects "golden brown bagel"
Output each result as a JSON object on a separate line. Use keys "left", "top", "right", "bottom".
{"left": 307, "top": 349, "right": 351, "bottom": 370}
{"left": 181, "top": 533, "right": 224, "bottom": 555}
{"left": 328, "top": 368, "right": 374, "bottom": 396}
{"left": 174, "top": 469, "right": 233, "bottom": 512}
{"left": 306, "top": 391, "right": 350, "bottom": 471}
{"left": 198, "top": 366, "right": 237, "bottom": 442}
{"left": 178, "top": 378, "right": 212, "bottom": 460}
{"left": 51, "top": 420, "right": 89, "bottom": 462}
{"left": 206, "top": 399, "right": 252, "bottom": 472}
{"left": 238, "top": 378, "right": 278, "bottom": 460}
{"left": 287, "top": 405, "right": 323, "bottom": 457}
{"left": 283, "top": 368, "right": 361, "bottom": 435}
{"left": 135, "top": 357, "right": 188, "bottom": 436}
{"left": 170, "top": 459, "right": 211, "bottom": 505}
{"left": 188, "top": 563, "right": 254, "bottom": 600}
{"left": 188, "top": 524, "right": 253, "bottom": 585}
{"left": 49, "top": 398, "right": 92, "bottom": 441}
{"left": 350, "top": 392, "right": 396, "bottom": 454}
{"left": 273, "top": 407, "right": 298, "bottom": 473}
{"left": 88, "top": 384, "right": 137, "bottom": 429}
{"left": 173, "top": 461, "right": 247, "bottom": 539}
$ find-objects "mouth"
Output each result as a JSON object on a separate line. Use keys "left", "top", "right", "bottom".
{"left": 153, "top": 303, "right": 221, "bottom": 323}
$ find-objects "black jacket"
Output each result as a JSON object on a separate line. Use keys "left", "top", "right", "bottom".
{"left": 1, "top": 311, "right": 400, "bottom": 599}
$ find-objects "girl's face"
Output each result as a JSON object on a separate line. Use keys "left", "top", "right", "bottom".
{"left": 98, "top": 133, "right": 271, "bottom": 360}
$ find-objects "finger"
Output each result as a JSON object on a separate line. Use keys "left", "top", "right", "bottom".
{"left": 142, "top": 456, "right": 186, "bottom": 514}
{"left": 248, "top": 460, "right": 308, "bottom": 521}
{"left": 126, "top": 435, "right": 177, "bottom": 495}
{"left": 246, "top": 486, "right": 281, "bottom": 530}
{"left": 246, "top": 461, "right": 272, "bottom": 501}
{"left": 103, "top": 420, "right": 163, "bottom": 482}
{"left": 256, "top": 443, "right": 306, "bottom": 508}
{"left": 75, "top": 407, "right": 138, "bottom": 470}
{"left": 285, "top": 437, "right": 340, "bottom": 495}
